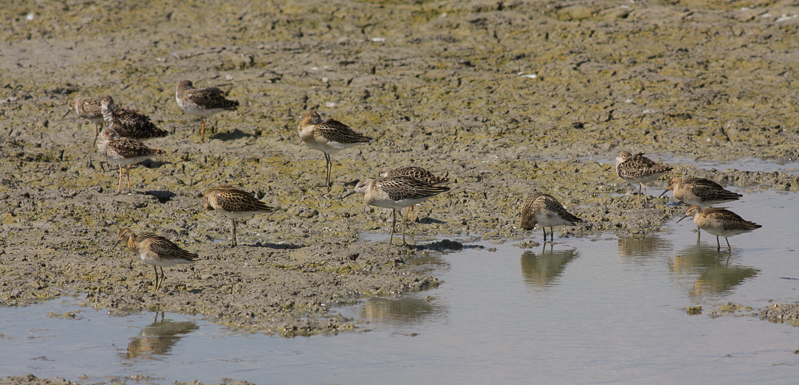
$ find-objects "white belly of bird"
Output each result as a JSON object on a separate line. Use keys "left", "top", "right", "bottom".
{"left": 212, "top": 206, "right": 262, "bottom": 220}
{"left": 177, "top": 99, "right": 225, "bottom": 118}
{"left": 700, "top": 226, "right": 752, "bottom": 238}
{"left": 368, "top": 196, "right": 428, "bottom": 211}
{"left": 106, "top": 154, "right": 153, "bottom": 167}
{"left": 139, "top": 252, "right": 190, "bottom": 267}
{"left": 535, "top": 211, "right": 573, "bottom": 228}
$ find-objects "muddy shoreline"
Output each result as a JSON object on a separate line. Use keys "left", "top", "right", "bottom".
{"left": 2, "top": 0, "right": 799, "bottom": 346}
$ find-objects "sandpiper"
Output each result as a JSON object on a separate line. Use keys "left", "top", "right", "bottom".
{"left": 677, "top": 205, "right": 761, "bottom": 251}
{"left": 101, "top": 96, "right": 168, "bottom": 140}
{"left": 342, "top": 176, "right": 450, "bottom": 245}
{"left": 378, "top": 166, "right": 449, "bottom": 221}
{"left": 175, "top": 80, "right": 239, "bottom": 142}
{"left": 298, "top": 110, "right": 372, "bottom": 190}
{"left": 64, "top": 97, "right": 140, "bottom": 145}
{"left": 114, "top": 228, "right": 198, "bottom": 292}
{"left": 615, "top": 151, "right": 673, "bottom": 205}
{"left": 97, "top": 99, "right": 165, "bottom": 194}
{"left": 520, "top": 191, "right": 582, "bottom": 242}
{"left": 203, "top": 185, "right": 275, "bottom": 247}
{"left": 659, "top": 177, "right": 742, "bottom": 207}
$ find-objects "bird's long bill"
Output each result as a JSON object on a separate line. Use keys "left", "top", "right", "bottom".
{"left": 658, "top": 190, "right": 669, "bottom": 198}
{"left": 341, "top": 190, "right": 357, "bottom": 199}
{"left": 112, "top": 239, "right": 121, "bottom": 249}
{"left": 676, "top": 215, "right": 690, "bottom": 223}
{"left": 61, "top": 109, "right": 72, "bottom": 119}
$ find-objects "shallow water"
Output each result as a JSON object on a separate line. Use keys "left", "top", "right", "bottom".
{"left": 1, "top": 192, "right": 797, "bottom": 384}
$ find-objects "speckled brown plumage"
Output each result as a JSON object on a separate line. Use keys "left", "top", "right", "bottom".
{"left": 176, "top": 80, "right": 239, "bottom": 142}
{"left": 114, "top": 228, "right": 197, "bottom": 292}
{"left": 96, "top": 124, "right": 165, "bottom": 194}
{"left": 378, "top": 166, "right": 449, "bottom": 221}
{"left": 678, "top": 205, "right": 761, "bottom": 251}
{"left": 660, "top": 177, "right": 742, "bottom": 207}
{"left": 298, "top": 110, "right": 372, "bottom": 189}
{"left": 520, "top": 191, "right": 582, "bottom": 242}
{"left": 64, "top": 96, "right": 139, "bottom": 145}
{"left": 100, "top": 96, "right": 168, "bottom": 140}
{"left": 615, "top": 151, "right": 673, "bottom": 205}
{"left": 203, "top": 185, "right": 274, "bottom": 247}
{"left": 343, "top": 176, "right": 449, "bottom": 244}
{"left": 378, "top": 166, "right": 449, "bottom": 185}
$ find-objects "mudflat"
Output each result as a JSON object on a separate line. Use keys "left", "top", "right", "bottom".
{"left": 1, "top": 0, "right": 798, "bottom": 336}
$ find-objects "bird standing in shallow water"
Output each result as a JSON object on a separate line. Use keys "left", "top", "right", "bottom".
{"left": 203, "top": 185, "right": 275, "bottom": 247}
{"left": 660, "top": 177, "right": 743, "bottom": 241}
{"left": 378, "top": 166, "right": 449, "bottom": 221}
{"left": 677, "top": 205, "right": 761, "bottom": 251}
{"left": 298, "top": 110, "right": 372, "bottom": 190}
{"left": 615, "top": 151, "right": 673, "bottom": 205}
{"left": 114, "top": 228, "right": 198, "bottom": 292}
{"left": 659, "top": 177, "right": 742, "bottom": 207}
{"left": 342, "top": 176, "right": 449, "bottom": 245}
{"left": 175, "top": 80, "right": 239, "bottom": 143}
{"left": 520, "top": 192, "right": 582, "bottom": 242}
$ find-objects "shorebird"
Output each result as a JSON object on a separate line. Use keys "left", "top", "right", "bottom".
{"left": 114, "top": 228, "right": 198, "bottom": 292}
{"left": 97, "top": 98, "right": 165, "bottom": 194}
{"left": 63, "top": 97, "right": 142, "bottom": 145}
{"left": 342, "top": 176, "right": 450, "bottom": 245}
{"left": 298, "top": 110, "right": 372, "bottom": 190}
{"left": 100, "top": 96, "right": 168, "bottom": 140}
{"left": 175, "top": 80, "right": 239, "bottom": 142}
{"left": 378, "top": 166, "right": 449, "bottom": 221}
{"left": 203, "top": 185, "right": 275, "bottom": 247}
{"left": 677, "top": 205, "right": 761, "bottom": 251}
{"left": 659, "top": 177, "right": 742, "bottom": 207}
{"left": 520, "top": 192, "right": 582, "bottom": 242}
{"left": 615, "top": 151, "right": 673, "bottom": 205}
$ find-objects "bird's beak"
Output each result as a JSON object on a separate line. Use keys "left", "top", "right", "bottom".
{"left": 676, "top": 215, "right": 690, "bottom": 223}
{"left": 658, "top": 189, "right": 669, "bottom": 198}
{"left": 341, "top": 190, "right": 357, "bottom": 199}
{"left": 62, "top": 109, "right": 72, "bottom": 119}
{"left": 112, "top": 239, "right": 121, "bottom": 249}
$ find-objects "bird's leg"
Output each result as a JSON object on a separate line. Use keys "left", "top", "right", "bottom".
{"left": 549, "top": 227, "right": 555, "bottom": 242}
{"left": 126, "top": 165, "right": 132, "bottom": 192}
{"left": 195, "top": 117, "right": 206, "bottom": 143}
{"left": 402, "top": 209, "right": 408, "bottom": 245}
{"left": 230, "top": 218, "right": 237, "bottom": 247}
{"left": 542, "top": 227, "right": 548, "bottom": 242}
{"left": 93, "top": 122, "right": 100, "bottom": 146}
{"left": 116, "top": 165, "right": 124, "bottom": 194}
{"left": 324, "top": 153, "right": 332, "bottom": 190}
{"left": 389, "top": 209, "right": 396, "bottom": 244}
{"left": 725, "top": 237, "right": 731, "bottom": 251}
{"left": 716, "top": 236, "right": 721, "bottom": 251}
{"left": 152, "top": 265, "right": 159, "bottom": 292}
{"left": 159, "top": 267, "right": 166, "bottom": 291}
{"left": 639, "top": 182, "right": 648, "bottom": 205}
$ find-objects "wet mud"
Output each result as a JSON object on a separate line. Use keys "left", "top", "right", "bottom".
{"left": 2, "top": 0, "right": 799, "bottom": 340}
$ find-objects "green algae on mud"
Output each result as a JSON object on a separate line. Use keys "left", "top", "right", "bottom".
{"left": 2, "top": 0, "right": 799, "bottom": 335}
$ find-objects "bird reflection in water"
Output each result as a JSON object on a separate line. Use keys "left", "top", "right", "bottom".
{"left": 520, "top": 244, "right": 579, "bottom": 288}
{"left": 616, "top": 236, "right": 673, "bottom": 262}
{"left": 668, "top": 243, "right": 759, "bottom": 298}
{"left": 359, "top": 297, "right": 447, "bottom": 326}
{"left": 122, "top": 312, "right": 199, "bottom": 360}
